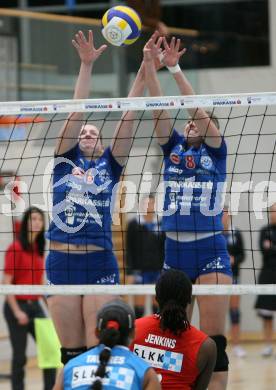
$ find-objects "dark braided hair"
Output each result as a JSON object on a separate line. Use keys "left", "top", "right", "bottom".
{"left": 91, "top": 300, "right": 135, "bottom": 390}
{"left": 156, "top": 269, "right": 192, "bottom": 336}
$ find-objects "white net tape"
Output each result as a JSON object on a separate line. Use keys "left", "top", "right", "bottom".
{"left": 1, "top": 92, "right": 276, "bottom": 115}
{"left": 0, "top": 284, "right": 276, "bottom": 295}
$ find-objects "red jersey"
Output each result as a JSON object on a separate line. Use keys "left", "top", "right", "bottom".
{"left": 4, "top": 240, "right": 44, "bottom": 300}
{"left": 130, "top": 314, "right": 208, "bottom": 389}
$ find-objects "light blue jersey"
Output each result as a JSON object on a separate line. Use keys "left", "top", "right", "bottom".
{"left": 64, "top": 345, "right": 150, "bottom": 389}
{"left": 46, "top": 146, "right": 123, "bottom": 250}
{"left": 161, "top": 129, "right": 227, "bottom": 233}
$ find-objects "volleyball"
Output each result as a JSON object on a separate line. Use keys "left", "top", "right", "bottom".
{"left": 101, "top": 6, "right": 142, "bottom": 47}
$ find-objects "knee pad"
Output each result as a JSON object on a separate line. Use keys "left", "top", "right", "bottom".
{"left": 210, "top": 335, "right": 229, "bottom": 372}
{"left": 60, "top": 346, "right": 87, "bottom": 365}
{"left": 229, "top": 308, "right": 240, "bottom": 325}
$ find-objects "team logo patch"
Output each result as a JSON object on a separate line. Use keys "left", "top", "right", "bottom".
{"left": 85, "top": 168, "right": 94, "bottom": 184}
{"left": 170, "top": 153, "right": 181, "bottom": 164}
{"left": 200, "top": 156, "right": 212, "bottom": 169}
{"left": 72, "top": 166, "right": 85, "bottom": 178}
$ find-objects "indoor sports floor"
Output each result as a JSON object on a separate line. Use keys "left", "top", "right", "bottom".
{"left": 0, "top": 342, "right": 276, "bottom": 390}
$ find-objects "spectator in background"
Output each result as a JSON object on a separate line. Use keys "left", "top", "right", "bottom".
{"left": 222, "top": 207, "right": 246, "bottom": 358}
{"left": 126, "top": 194, "right": 165, "bottom": 318}
{"left": 2, "top": 206, "right": 56, "bottom": 390}
{"left": 126, "top": 0, "right": 169, "bottom": 36}
{"left": 255, "top": 203, "right": 276, "bottom": 357}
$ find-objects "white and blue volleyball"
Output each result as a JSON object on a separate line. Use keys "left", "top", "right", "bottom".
{"left": 101, "top": 6, "right": 142, "bottom": 46}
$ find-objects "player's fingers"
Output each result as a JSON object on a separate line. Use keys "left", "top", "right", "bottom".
{"left": 147, "top": 38, "right": 155, "bottom": 50}
{"left": 161, "top": 49, "right": 166, "bottom": 57}
{"left": 75, "top": 33, "right": 82, "bottom": 46}
{"left": 79, "top": 30, "right": 87, "bottom": 43}
{"left": 156, "top": 36, "right": 163, "bottom": 51}
{"left": 72, "top": 40, "right": 80, "bottom": 50}
{"left": 151, "top": 30, "right": 159, "bottom": 43}
{"left": 97, "top": 44, "right": 108, "bottom": 55}
{"left": 163, "top": 37, "right": 169, "bottom": 51}
{"left": 175, "top": 39, "right": 181, "bottom": 52}
{"left": 88, "top": 30, "right": 93, "bottom": 45}
{"left": 170, "top": 36, "right": 176, "bottom": 50}
{"left": 179, "top": 47, "right": 187, "bottom": 57}
{"left": 144, "top": 37, "right": 152, "bottom": 49}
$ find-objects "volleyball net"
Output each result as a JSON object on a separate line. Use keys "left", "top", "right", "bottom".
{"left": 1, "top": 92, "right": 276, "bottom": 296}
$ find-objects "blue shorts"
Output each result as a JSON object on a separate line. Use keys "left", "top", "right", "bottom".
{"left": 164, "top": 234, "right": 232, "bottom": 282}
{"left": 132, "top": 271, "right": 161, "bottom": 284}
{"left": 46, "top": 250, "right": 120, "bottom": 285}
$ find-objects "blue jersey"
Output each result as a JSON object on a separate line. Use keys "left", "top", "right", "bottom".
{"left": 63, "top": 345, "right": 150, "bottom": 390}
{"left": 161, "top": 130, "right": 227, "bottom": 232}
{"left": 46, "top": 145, "right": 123, "bottom": 250}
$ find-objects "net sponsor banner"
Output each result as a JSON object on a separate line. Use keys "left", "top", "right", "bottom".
{"left": 0, "top": 92, "right": 276, "bottom": 115}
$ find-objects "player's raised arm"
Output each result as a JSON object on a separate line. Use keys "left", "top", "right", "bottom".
{"left": 110, "top": 62, "right": 146, "bottom": 166}
{"left": 55, "top": 30, "right": 107, "bottom": 156}
{"left": 111, "top": 31, "right": 167, "bottom": 165}
{"left": 163, "top": 37, "right": 222, "bottom": 148}
{"left": 143, "top": 32, "right": 172, "bottom": 145}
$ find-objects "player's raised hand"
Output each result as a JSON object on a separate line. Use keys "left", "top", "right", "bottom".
{"left": 143, "top": 31, "right": 159, "bottom": 62}
{"left": 143, "top": 31, "right": 164, "bottom": 70}
{"left": 72, "top": 30, "right": 107, "bottom": 65}
{"left": 162, "top": 36, "right": 186, "bottom": 67}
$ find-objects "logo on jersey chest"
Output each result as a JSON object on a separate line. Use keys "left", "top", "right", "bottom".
{"left": 170, "top": 145, "right": 183, "bottom": 165}
{"left": 85, "top": 169, "right": 94, "bottom": 184}
{"left": 71, "top": 167, "right": 95, "bottom": 184}
{"left": 200, "top": 156, "right": 213, "bottom": 170}
{"left": 170, "top": 152, "right": 181, "bottom": 165}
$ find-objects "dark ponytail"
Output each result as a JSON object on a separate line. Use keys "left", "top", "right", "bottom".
{"left": 156, "top": 270, "right": 192, "bottom": 336}
{"left": 92, "top": 327, "right": 120, "bottom": 390}
{"left": 91, "top": 300, "right": 135, "bottom": 389}
{"left": 159, "top": 299, "right": 189, "bottom": 336}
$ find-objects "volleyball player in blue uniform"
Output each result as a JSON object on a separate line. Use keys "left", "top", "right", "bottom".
{"left": 53, "top": 300, "right": 160, "bottom": 390}
{"left": 46, "top": 30, "right": 146, "bottom": 365}
{"left": 143, "top": 35, "right": 232, "bottom": 390}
